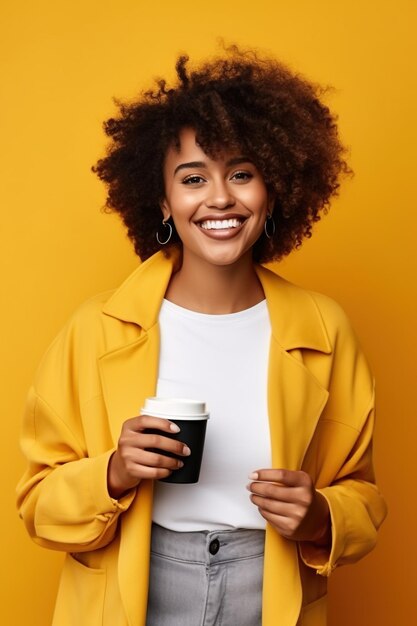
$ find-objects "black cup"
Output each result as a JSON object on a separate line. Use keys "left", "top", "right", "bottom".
{"left": 141, "top": 398, "right": 209, "bottom": 484}
{"left": 145, "top": 417, "right": 208, "bottom": 483}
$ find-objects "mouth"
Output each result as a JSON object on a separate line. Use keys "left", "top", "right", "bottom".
{"left": 197, "top": 217, "right": 245, "bottom": 231}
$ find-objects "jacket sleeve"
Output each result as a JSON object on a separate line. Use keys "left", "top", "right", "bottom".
{"left": 16, "top": 306, "right": 137, "bottom": 553}
{"left": 16, "top": 388, "right": 136, "bottom": 552}
{"left": 299, "top": 391, "right": 387, "bottom": 576}
{"left": 298, "top": 297, "right": 387, "bottom": 576}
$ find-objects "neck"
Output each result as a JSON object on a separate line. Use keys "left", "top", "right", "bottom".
{"left": 164, "top": 249, "right": 264, "bottom": 314}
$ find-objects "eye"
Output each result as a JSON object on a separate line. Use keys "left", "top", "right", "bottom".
{"left": 182, "top": 175, "right": 206, "bottom": 185}
{"left": 231, "top": 170, "right": 253, "bottom": 182}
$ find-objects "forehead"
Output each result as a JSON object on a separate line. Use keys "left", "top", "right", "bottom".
{"left": 163, "top": 127, "right": 242, "bottom": 171}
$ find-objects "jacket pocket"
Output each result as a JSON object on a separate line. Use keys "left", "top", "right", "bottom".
{"left": 52, "top": 554, "right": 106, "bottom": 626}
{"left": 298, "top": 594, "right": 327, "bottom": 626}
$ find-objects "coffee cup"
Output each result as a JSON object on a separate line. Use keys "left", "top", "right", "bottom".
{"left": 140, "top": 397, "right": 209, "bottom": 484}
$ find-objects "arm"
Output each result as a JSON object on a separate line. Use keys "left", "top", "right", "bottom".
{"left": 16, "top": 387, "right": 136, "bottom": 552}
{"left": 299, "top": 392, "right": 387, "bottom": 576}
{"left": 15, "top": 301, "right": 142, "bottom": 552}
{"left": 17, "top": 390, "right": 191, "bottom": 553}
{"left": 248, "top": 294, "right": 387, "bottom": 576}
{"left": 248, "top": 390, "right": 386, "bottom": 576}
{"left": 297, "top": 295, "right": 387, "bottom": 575}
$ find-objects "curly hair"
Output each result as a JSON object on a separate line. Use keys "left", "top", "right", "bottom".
{"left": 93, "top": 46, "right": 351, "bottom": 262}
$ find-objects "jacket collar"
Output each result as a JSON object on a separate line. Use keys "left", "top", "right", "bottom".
{"left": 102, "top": 246, "right": 331, "bottom": 353}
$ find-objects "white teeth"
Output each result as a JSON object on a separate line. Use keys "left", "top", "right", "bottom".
{"left": 200, "top": 218, "right": 242, "bottom": 230}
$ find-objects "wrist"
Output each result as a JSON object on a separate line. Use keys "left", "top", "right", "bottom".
{"left": 310, "top": 491, "right": 331, "bottom": 546}
{"left": 107, "top": 451, "right": 139, "bottom": 500}
{"left": 312, "top": 517, "right": 331, "bottom": 546}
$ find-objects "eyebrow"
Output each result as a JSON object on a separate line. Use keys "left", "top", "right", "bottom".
{"left": 173, "top": 157, "right": 252, "bottom": 176}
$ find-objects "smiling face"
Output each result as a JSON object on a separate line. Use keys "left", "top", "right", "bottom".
{"left": 161, "top": 128, "right": 274, "bottom": 268}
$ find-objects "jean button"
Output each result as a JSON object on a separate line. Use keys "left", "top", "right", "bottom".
{"left": 209, "top": 538, "right": 220, "bottom": 555}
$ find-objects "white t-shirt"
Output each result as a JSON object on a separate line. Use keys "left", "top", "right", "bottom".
{"left": 152, "top": 298, "right": 272, "bottom": 531}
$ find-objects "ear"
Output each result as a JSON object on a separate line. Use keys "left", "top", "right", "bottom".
{"left": 160, "top": 199, "right": 171, "bottom": 222}
{"left": 267, "top": 192, "right": 276, "bottom": 216}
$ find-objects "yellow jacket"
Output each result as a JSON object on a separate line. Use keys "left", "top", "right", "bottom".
{"left": 17, "top": 248, "right": 387, "bottom": 626}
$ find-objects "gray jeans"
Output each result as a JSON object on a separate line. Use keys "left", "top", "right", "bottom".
{"left": 146, "top": 523, "right": 265, "bottom": 626}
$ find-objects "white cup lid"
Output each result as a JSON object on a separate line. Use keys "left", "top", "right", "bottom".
{"left": 141, "top": 397, "right": 209, "bottom": 419}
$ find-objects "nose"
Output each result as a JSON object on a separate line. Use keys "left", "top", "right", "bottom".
{"left": 205, "top": 179, "right": 235, "bottom": 209}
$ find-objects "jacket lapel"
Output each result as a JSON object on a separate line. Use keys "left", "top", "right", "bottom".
{"left": 99, "top": 329, "right": 160, "bottom": 446}
{"left": 261, "top": 337, "right": 330, "bottom": 625}
{"left": 256, "top": 264, "right": 331, "bottom": 471}
{"left": 98, "top": 251, "right": 180, "bottom": 626}
{"left": 256, "top": 265, "right": 330, "bottom": 625}
{"left": 99, "top": 248, "right": 181, "bottom": 446}
{"left": 98, "top": 327, "right": 159, "bottom": 626}
{"left": 267, "top": 337, "right": 329, "bottom": 471}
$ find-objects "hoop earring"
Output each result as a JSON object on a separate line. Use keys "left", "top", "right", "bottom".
{"left": 264, "top": 214, "right": 276, "bottom": 239}
{"left": 156, "top": 219, "right": 173, "bottom": 245}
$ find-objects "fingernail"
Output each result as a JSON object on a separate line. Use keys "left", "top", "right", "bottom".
{"left": 178, "top": 461, "right": 184, "bottom": 468}
{"left": 248, "top": 472, "right": 258, "bottom": 480}
{"left": 183, "top": 446, "right": 191, "bottom": 456}
{"left": 170, "top": 423, "right": 180, "bottom": 433}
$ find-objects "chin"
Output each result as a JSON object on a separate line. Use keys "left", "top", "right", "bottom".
{"left": 202, "top": 250, "right": 251, "bottom": 267}
{"left": 184, "top": 239, "right": 254, "bottom": 268}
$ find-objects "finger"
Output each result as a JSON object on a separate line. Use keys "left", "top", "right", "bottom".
{"left": 256, "top": 508, "right": 298, "bottom": 537}
{"left": 249, "top": 493, "right": 298, "bottom": 518}
{"left": 137, "top": 432, "right": 191, "bottom": 457}
{"left": 126, "top": 414, "right": 181, "bottom": 434}
{"left": 133, "top": 448, "right": 185, "bottom": 470}
{"left": 247, "top": 482, "right": 311, "bottom": 505}
{"left": 128, "top": 463, "right": 174, "bottom": 481}
{"left": 249, "top": 469, "right": 311, "bottom": 488}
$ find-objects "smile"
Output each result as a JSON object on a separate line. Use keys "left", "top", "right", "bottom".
{"left": 199, "top": 218, "right": 244, "bottom": 230}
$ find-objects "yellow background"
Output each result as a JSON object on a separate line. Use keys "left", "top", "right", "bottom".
{"left": 2, "top": 0, "right": 415, "bottom": 623}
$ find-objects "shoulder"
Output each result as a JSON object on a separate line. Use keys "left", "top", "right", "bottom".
{"left": 261, "top": 272, "right": 375, "bottom": 424}
{"left": 49, "top": 289, "right": 119, "bottom": 348}
{"left": 32, "top": 291, "right": 113, "bottom": 383}
{"left": 306, "top": 289, "right": 357, "bottom": 340}
{"left": 34, "top": 284, "right": 137, "bottom": 390}
{"left": 289, "top": 283, "right": 374, "bottom": 403}
{"left": 66, "top": 289, "right": 117, "bottom": 330}
{"left": 258, "top": 264, "right": 362, "bottom": 354}
{"left": 268, "top": 267, "right": 352, "bottom": 326}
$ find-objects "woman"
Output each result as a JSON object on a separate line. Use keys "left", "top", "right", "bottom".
{"left": 17, "top": 48, "right": 387, "bottom": 626}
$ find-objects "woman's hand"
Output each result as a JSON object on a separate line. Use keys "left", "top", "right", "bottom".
{"left": 107, "top": 415, "right": 191, "bottom": 499}
{"left": 247, "top": 469, "right": 331, "bottom": 545}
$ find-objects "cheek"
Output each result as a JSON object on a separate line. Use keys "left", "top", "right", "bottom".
{"left": 240, "top": 186, "right": 269, "bottom": 215}
{"left": 169, "top": 189, "right": 200, "bottom": 217}
{"left": 168, "top": 202, "right": 197, "bottom": 238}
